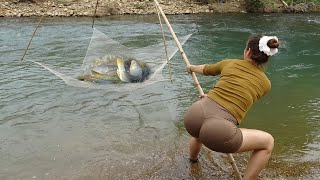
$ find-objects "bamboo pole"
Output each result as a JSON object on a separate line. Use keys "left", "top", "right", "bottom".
{"left": 153, "top": 0, "right": 242, "bottom": 179}
{"left": 153, "top": 0, "right": 204, "bottom": 95}
{"left": 155, "top": 4, "right": 173, "bottom": 83}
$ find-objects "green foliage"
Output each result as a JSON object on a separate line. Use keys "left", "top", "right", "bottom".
{"left": 134, "top": 4, "right": 144, "bottom": 9}
{"left": 244, "top": 0, "right": 265, "bottom": 12}
{"left": 285, "top": 0, "right": 320, "bottom": 5}
{"left": 193, "top": 0, "right": 219, "bottom": 4}
{"left": 17, "top": 0, "right": 35, "bottom": 2}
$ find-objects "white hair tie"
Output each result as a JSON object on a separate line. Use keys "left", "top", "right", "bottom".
{"left": 259, "top": 36, "right": 278, "bottom": 56}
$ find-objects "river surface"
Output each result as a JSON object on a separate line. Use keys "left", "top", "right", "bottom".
{"left": 0, "top": 13, "right": 320, "bottom": 179}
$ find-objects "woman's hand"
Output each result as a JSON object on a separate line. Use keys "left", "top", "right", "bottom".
{"left": 199, "top": 94, "right": 208, "bottom": 99}
{"left": 186, "top": 65, "right": 193, "bottom": 74}
{"left": 186, "top": 64, "right": 205, "bottom": 75}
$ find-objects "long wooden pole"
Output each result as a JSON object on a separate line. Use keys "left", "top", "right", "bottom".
{"left": 153, "top": 0, "right": 242, "bottom": 179}
{"left": 155, "top": 4, "right": 173, "bottom": 83}
{"left": 153, "top": 0, "right": 204, "bottom": 95}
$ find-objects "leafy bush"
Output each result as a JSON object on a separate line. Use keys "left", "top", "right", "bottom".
{"left": 193, "top": 0, "right": 219, "bottom": 4}
{"left": 285, "top": 0, "right": 320, "bottom": 5}
{"left": 244, "top": 0, "right": 265, "bottom": 12}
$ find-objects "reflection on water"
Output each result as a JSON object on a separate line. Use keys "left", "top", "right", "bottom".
{"left": 0, "top": 14, "right": 320, "bottom": 179}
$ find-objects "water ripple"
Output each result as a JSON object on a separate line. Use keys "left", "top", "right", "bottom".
{"left": 1, "top": 14, "right": 320, "bottom": 179}
{"left": 276, "top": 63, "right": 314, "bottom": 71}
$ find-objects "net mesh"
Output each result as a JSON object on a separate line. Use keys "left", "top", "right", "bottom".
{"left": 32, "top": 28, "right": 191, "bottom": 91}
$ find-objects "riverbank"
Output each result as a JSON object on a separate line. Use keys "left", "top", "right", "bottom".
{"left": 1, "top": 0, "right": 320, "bottom": 17}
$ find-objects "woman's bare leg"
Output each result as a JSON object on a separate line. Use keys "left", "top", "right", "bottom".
{"left": 236, "top": 128, "right": 274, "bottom": 180}
{"left": 189, "top": 137, "right": 202, "bottom": 161}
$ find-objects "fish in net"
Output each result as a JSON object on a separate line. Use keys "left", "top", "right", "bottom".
{"left": 31, "top": 28, "right": 192, "bottom": 91}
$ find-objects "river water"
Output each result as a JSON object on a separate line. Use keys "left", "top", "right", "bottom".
{"left": 0, "top": 13, "right": 319, "bottom": 179}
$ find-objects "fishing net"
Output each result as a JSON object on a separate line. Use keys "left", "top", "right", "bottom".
{"left": 32, "top": 28, "right": 191, "bottom": 91}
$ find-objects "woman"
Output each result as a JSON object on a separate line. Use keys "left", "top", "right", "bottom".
{"left": 184, "top": 35, "right": 279, "bottom": 180}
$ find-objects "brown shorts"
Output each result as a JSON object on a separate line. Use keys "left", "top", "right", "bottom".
{"left": 184, "top": 97, "right": 243, "bottom": 153}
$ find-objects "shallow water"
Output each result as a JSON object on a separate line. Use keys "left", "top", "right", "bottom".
{"left": 0, "top": 14, "right": 320, "bottom": 179}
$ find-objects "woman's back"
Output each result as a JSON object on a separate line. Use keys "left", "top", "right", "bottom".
{"left": 205, "top": 59, "right": 271, "bottom": 123}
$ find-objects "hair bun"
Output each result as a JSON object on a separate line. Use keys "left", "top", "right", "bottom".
{"left": 267, "top": 39, "right": 279, "bottom": 49}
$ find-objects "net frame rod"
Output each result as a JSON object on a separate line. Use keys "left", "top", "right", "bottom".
{"left": 21, "top": 15, "right": 44, "bottom": 61}
{"left": 155, "top": 3, "right": 173, "bottom": 83}
{"left": 92, "top": 0, "right": 99, "bottom": 28}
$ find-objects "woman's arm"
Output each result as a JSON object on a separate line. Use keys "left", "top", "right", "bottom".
{"left": 186, "top": 65, "right": 206, "bottom": 75}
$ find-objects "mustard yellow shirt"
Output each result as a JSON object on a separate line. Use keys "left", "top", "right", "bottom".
{"left": 203, "top": 59, "right": 271, "bottom": 124}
